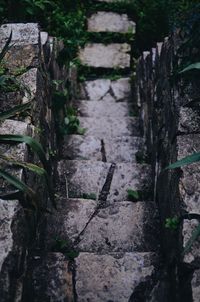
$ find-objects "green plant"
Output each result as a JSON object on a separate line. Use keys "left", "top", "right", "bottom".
{"left": 127, "top": 189, "right": 140, "bottom": 202}
{"left": 167, "top": 151, "right": 200, "bottom": 254}
{"left": 165, "top": 217, "right": 179, "bottom": 230}
{"left": 52, "top": 238, "right": 79, "bottom": 260}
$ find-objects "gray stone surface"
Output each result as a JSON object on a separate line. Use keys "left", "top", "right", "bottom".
{"left": 177, "top": 135, "right": 200, "bottom": 214}
{"left": 47, "top": 198, "right": 158, "bottom": 252}
{"left": 191, "top": 269, "right": 200, "bottom": 302}
{"left": 57, "top": 160, "right": 110, "bottom": 199}
{"left": 80, "top": 77, "right": 131, "bottom": 101}
{"left": 0, "top": 119, "right": 32, "bottom": 135}
{"left": 79, "top": 116, "right": 140, "bottom": 138}
{"left": 31, "top": 253, "right": 74, "bottom": 302}
{"left": 0, "top": 200, "right": 18, "bottom": 271}
{"left": 57, "top": 160, "right": 151, "bottom": 201}
{"left": 182, "top": 219, "right": 200, "bottom": 265}
{"left": 76, "top": 100, "right": 129, "bottom": 117}
{"left": 108, "top": 162, "right": 152, "bottom": 201}
{"left": 79, "top": 43, "right": 131, "bottom": 68}
{"left": 179, "top": 107, "right": 200, "bottom": 134}
{"left": 60, "top": 135, "right": 144, "bottom": 163}
{"left": 88, "top": 12, "right": 135, "bottom": 33}
{"left": 75, "top": 252, "right": 158, "bottom": 302}
{"left": 0, "top": 23, "right": 39, "bottom": 46}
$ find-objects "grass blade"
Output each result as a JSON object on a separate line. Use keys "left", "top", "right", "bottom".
{"left": 183, "top": 223, "right": 200, "bottom": 255}
{"left": 0, "top": 134, "right": 49, "bottom": 171}
{"left": 166, "top": 152, "right": 200, "bottom": 169}
{"left": 179, "top": 62, "right": 200, "bottom": 74}
{"left": 0, "top": 154, "right": 47, "bottom": 177}
{"left": 0, "top": 102, "right": 32, "bottom": 121}
{"left": 0, "top": 31, "right": 12, "bottom": 62}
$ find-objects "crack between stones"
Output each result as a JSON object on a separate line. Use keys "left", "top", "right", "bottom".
{"left": 73, "top": 163, "right": 116, "bottom": 246}
{"left": 100, "top": 139, "right": 107, "bottom": 162}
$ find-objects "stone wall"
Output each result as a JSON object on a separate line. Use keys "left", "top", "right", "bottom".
{"left": 136, "top": 33, "right": 200, "bottom": 301}
{"left": 0, "top": 23, "right": 73, "bottom": 301}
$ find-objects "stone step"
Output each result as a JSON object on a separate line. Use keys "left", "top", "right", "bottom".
{"left": 75, "top": 252, "right": 158, "bottom": 302}
{"left": 60, "top": 135, "right": 144, "bottom": 163}
{"left": 88, "top": 12, "right": 135, "bottom": 33}
{"left": 79, "top": 43, "right": 130, "bottom": 69}
{"left": 75, "top": 100, "right": 130, "bottom": 117}
{"left": 57, "top": 160, "right": 152, "bottom": 201}
{"left": 79, "top": 78, "right": 131, "bottom": 101}
{"left": 79, "top": 116, "right": 140, "bottom": 138}
{"left": 46, "top": 198, "right": 158, "bottom": 253}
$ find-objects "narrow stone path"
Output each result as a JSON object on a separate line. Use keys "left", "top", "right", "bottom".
{"left": 42, "top": 3, "right": 159, "bottom": 302}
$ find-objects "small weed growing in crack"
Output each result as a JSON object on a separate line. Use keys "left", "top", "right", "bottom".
{"left": 127, "top": 189, "right": 140, "bottom": 202}
{"left": 82, "top": 192, "right": 97, "bottom": 200}
{"left": 165, "top": 217, "right": 179, "bottom": 230}
{"left": 52, "top": 238, "right": 79, "bottom": 261}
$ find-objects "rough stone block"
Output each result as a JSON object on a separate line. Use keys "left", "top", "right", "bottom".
{"left": 88, "top": 12, "right": 135, "bottom": 33}
{"left": 79, "top": 43, "right": 131, "bottom": 68}
{"left": 191, "top": 269, "right": 200, "bottom": 302}
{"left": 108, "top": 162, "right": 152, "bottom": 201}
{"left": 79, "top": 116, "right": 140, "bottom": 138}
{"left": 57, "top": 160, "right": 151, "bottom": 202}
{"left": 177, "top": 134, "right": 200, "bottom": 213}
{"left": 75, "top": 252, "right": 158, "bottom": 302}
{"left": 30, "top": 253, "right": 74, "bottom": 302}
{"left": 47, "top": 198, "right": 158, "bottom": 252}
{"left": 57, "top": 160, "right": 111, "bottom": 199}
{"left": 60, "top": 135, "right": 144, "bottom": 163}
{"left": 182, "top": 219, "right": 200, "bottom": 265}
{"left": 0, "top": 24, "right": 40, "bottom": 69}
{"left": 76, "top": 100, "right": 129, "bottom": 117}
{"left": 79, "top": 77, "right": 131, "bottom": 101}
{"left": 178, "top": 107, "right": 200, "bottom": 134}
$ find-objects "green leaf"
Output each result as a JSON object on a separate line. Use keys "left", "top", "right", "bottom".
{"left": 0, "top": 168, "right": 34, "bottom": 196}
{"left": 167, "top": 152, "right": 200, "bottom": 169}
{"left": 0, "top": 31, "right": 12, "bottom": 63}
{"left": 179, "top": 62, "right": 200, "bottom": 73}
{"left": 0, "top": 154, "right": 46, "bottom": 177}
{"left": 0, "top": 102, "right": 32, "bottom": 121}
{"left": 127, "top": 189, "right": 140, "bottom": 201}
{"left": 0, "top": 134, "right": 48, "bottom": 171}
{"left": 183, "top": 223, "right": 200, "bottom": 255}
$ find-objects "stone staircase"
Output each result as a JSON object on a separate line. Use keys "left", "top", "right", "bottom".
{"left": 35, "top": 3, "right": 160, "bottom": 302}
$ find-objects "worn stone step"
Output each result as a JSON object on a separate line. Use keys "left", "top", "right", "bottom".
{"left": 76, "top": 100, "right": 130, "bottom": 117}
{"left": 79, "top": 43, "right": 130, "bottom": 69}
{"left": 88, "top": 12, "right": 135, "bottom": 33}
{"left": 79, "top": 78, "right": 131, "bottom": 101}
{"left": 79, "top": 116, "right": 140, "bottom": 138}
{"left": 75, "top": 252, "right": 158, "bottom": 302}
{"left": 60, "top": 135, "right": 144, "bottom": 163}
{"left": 57, "top": 160, "right": 151, "bottom": 201}
{"left": 46, "top": 198, "right": 158, "bottom": 253}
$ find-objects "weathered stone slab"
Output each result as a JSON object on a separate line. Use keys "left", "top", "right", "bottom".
{"left": 0, "top": 24, "right": 40, "bottom": 69}
{"left": 60, "top": 135, "right": 144, "bottom": 163}
{"left": 57, "top": 160, "right": 151, "bottom": 201}
{"left": 79, "top": 116, "right": 140, "bottom": 138}
{"left": 178, "top": 107, "right": 200, "bottom": 134}
{"left": 30, "top": 253, "right": 74, "bottom": 302}
{"left": 88, "top": 12, "right": 135, "bottom": 33}
{"left": 75, "top": 252, "right": 158, "bottom": 302}
{"left": 177, "top": 134, "right": 200, "bottom": 213}
{"left": 111, "top": 77, "right": 131, "bottom": 100}
{"left": 76, "top": 100, "right": 129, "bottom": 117}
{"left": 79, "top": 43, "right": 131, "bottom": 68}
{"left": 79, "top": 77, "right": 131, "bottom": 101}
{"left": 57, "top": 160, "right": 111, "bottom": 199}
{"left": 182, "top": 219, "right": 200, "bottom": 265}
{"left": 191, "top": 269, "right": 200, "bottom": 302}
{"left": 108, "top": 162, "right": 152, "bottom": 201}
{"left": 47, "top": 198, "right": 158, "bottom": 252}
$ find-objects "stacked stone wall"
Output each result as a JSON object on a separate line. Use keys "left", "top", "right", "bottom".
{"left": 136, "top": 33, "right": 200, "bottom": 301}
{"left": 0, "top": 23, "right": 74, "bottom": 301}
